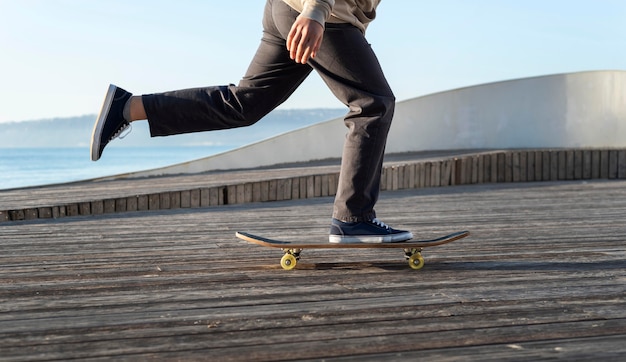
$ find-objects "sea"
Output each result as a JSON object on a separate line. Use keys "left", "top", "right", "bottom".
{"left": 0, "top": 146, "right": 232, "bottom": 190}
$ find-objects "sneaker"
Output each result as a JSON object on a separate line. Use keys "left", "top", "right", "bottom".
{"left": 90, "top": 84, "right": 132, "bottom": 161}
{"left": 329, "top": 218, "right": 413, "bottom": 244}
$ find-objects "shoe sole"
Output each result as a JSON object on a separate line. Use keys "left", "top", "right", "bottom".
{"left": 329, "top": 231, "right": 413, "bottom": 244}
{"left": 90, "top": 84, "right": 117, "bottom": 161}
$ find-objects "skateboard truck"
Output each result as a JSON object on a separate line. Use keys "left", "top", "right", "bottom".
{"left": 404, "top": 248, "right": 425, "bottom": 270}
{"left": 279, "top": 246, "right": 425, "bottom": 270}
{"left": 280, "top": 248, "right": 303, "bottom": 270}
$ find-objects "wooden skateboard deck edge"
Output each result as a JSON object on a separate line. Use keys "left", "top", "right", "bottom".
{"left": 235, "top": 230, "right": 469, "bottom": 249}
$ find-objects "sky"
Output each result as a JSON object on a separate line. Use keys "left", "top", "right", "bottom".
{"left": 1, "top": 0, "right": 625, "bottom": 123}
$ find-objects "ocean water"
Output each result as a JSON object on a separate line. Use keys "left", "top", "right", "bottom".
{"left": 0, "top": 146, "right": 232, "bottom": 190}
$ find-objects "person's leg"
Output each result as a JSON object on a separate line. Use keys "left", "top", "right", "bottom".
{"left": 310, "top": 25, "right": 395, "bottom": 223}
{"left": 91, "top": 0, "right": 312, "bottom": 160}
{"left": 269, "top": 5, "right": 411, "bottom": 242}
{"left": 312, "top": 27, "right": 412, "bottom": 243}
{"left": 267, "top": 4, "right": 393, "bottom": 223}
{"left": 141, "top": 3, "right": 313, "bottom": 136}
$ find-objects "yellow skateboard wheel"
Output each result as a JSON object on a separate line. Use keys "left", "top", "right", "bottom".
{"left": 280, "top": 253, "right": 297, "bottom": 270}
{"left": 408, "top": 253, "right": 425, "bottom": 270}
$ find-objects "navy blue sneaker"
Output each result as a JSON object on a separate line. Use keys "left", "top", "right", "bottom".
{"left": 329, "top": 218, "right": 413, "bottom": 243}
{"left": 90, "top": 84, "right": 132, "bottom": 161}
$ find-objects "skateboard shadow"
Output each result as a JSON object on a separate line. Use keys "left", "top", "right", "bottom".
{"left": 252, "top": 259, "right": 625, "bottom": 272}
{"left": 254, "top": 261, "right": 423, "bottom": 271}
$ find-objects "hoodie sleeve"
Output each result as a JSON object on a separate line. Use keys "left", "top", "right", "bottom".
{"left": 298, "top": 0, "right": 335, "bottom": 26}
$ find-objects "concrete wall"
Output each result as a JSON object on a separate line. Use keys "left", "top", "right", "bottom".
{"left": 111, "top": 70, "right": 626, "bottom": 179}
{"left": 387, "top": 70, "right": 626, "bottom": 152}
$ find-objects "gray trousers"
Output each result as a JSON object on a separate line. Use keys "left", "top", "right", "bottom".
{"left": 142, "top": 0, "right": 395, "bottom": 222}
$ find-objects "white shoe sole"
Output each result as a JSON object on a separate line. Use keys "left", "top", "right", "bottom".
{"left": 328, "top": 231, "right": 413, "bottom": 244}
{"left": 90, "top": 84, "right": 117, "bottom": 161}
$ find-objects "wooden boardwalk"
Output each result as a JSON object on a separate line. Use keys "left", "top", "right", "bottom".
{"left": 1, "top": 176, "right": 625, "bottom": 360}
{"left": 4, "top": 148, "right": 626, "bottom": 223}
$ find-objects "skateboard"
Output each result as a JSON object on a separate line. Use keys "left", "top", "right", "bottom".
{"left": 235, "top": 230, "right": 469, "bottom": 270}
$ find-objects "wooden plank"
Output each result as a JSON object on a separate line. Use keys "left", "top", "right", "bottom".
{"left": 407, "top": 164, "right": 416, "bottom": 189}
{"left": 482, "top": 154, "right": 490, "bottom": 183}
{"left": 103, "top": 198, "right": 116, "bottom": 213}
{"left": 581, "top": 150, "right": 592, "bottom": 179}
{"left": 453, "top": 158, "right": 461, "bottom": 185}
{"left": 413, "top": 162, "right": 421, "bottom": 187}
{"left": 179, "top": 190, "right": 190, "bottom": 208}
{"left": 400, "top": 164, "right": 409, "bottom": 189}
{"left": 489, "top": 153, "right": 498, "bottom": 183}
{"left": 91, "top": 200, "right": 104, "bottom": 215}
{"left": 557, "top": 150, "right": 566, "bottom": 180}
{"left": 619, "top": 150, "right": 626, "bottom": 179}
{"left": 147, "top": 194, "right": 158, "bottom": 210}
{"left": 464, "top": 157, "right": 473, "bottom": 184}
{"left": 236, "top": 184, "right": 246, "bottom": 204}
{"left": 126, "top": 196, "right": 138, "bottom": 212}
{"left": 399, "top": 164, "right": 408, "bottom": 189}
{"left": 600, "top": 150, "right": 610, "bottom": 178}
{"left": 532, "top": 150, "right": 541, "bottom": 181}
{"left": 170, "top": 192, "right": 181, "bottom": 209}
{"left": 116, "top": 197, "right": 128, "bottom": 212}
{"left": 504, "top": 152, "right": 512, "bottom": 182}
{"left": 391, "top": 165, "right": 399, "bottom": 190}
{"left": 424, "top": 162, "right": 432, "bottom": 187}
{"left": 260, "top": 181, "right": 270, "bottom": 202}
{"left": 441, "top": 160, "right": 453, "bottom": 187}
{"left": 274, "top": 180, "right": 285, "bottom": 201}
{"left": 467, "top": 156, "right": 477, "bottom": 185}
{"left": 380, "top": 167, "right": 388, "bottom": 191}
{"left": 314, "top": 175, "right": 322, "bottom": 197}
{"left": 497, "top": 153, "right": 506, "bottom": 183}
{"left": 189, "top": 189, "right": 199, "bottom": 208}
{"left": 591, "top": 150, "right": 601, "bottom": 179}
{"left": 268, "top": 180, "right": 278, "bottom": 202}
{"left": 566, "top": 150, "right": 575, "bottom": 180}
{"left": 574, "top": 150, "right": 583, "bottom": 179}
{"left": 299, "top": 176, "right": 308, "bottom": 199}
{"left": 200, "top": 188, "right": 211, "bottom": 206}
{"left": 549, "top": 151, "right": 559, "bottom": 181}
{"left": 158, "top": 192, "right": 169, "bottom": 209}
{"left": 320, "top": 175, "right": 329, "bottom": 196}
{"left": 291, "top": 177, "right": 300, "bottom": 200}
{"left": 430, "top": 161, "right": 441, "bottom": 187}
{"left": 38, "top": 207, "right": 52, "bottom": 219}
{"left": 609, "top": 150, "right": 619, "bottom": 179}
{"left": 512, "top": 152, "right": 521, "bottom": 182}
{"left": 78, "top": 202, "right": 90, "bottom": 215}
{"left": 306, "top": 175, "right": 315, "bottom": 198}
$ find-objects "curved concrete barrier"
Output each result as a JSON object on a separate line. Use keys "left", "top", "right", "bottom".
{"left": 387, "top": 70, "right": 626, "bottom": 152}
{"left": 109, "top": 70, "right": 626, "bottom": 178}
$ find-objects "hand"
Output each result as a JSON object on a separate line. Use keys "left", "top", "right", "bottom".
{"left": 286, "top": 16, "right": 324, "bottom": 64}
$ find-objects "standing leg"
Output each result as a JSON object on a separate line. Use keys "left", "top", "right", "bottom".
{"left": 311, "top": 27, "right": 413, "bottom": 243}
{"left": 311, "top": 24, "right": 395, "bottom": 223}
{"left": 269, "top": 1, "right": 411, "bottom": 242}
{"left": 268, "top": 2, "right": 394, "bottom": 223}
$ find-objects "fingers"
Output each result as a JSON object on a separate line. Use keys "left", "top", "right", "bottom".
{"left": 286, "top": 17, "right": 324, "bottom": 64}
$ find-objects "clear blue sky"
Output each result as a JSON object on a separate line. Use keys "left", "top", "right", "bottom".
{"left": 1, "top": 0, "right": 625, "bottom": 123}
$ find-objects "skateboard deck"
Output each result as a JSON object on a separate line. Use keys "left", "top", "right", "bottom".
{"left": 235, "top": 230, "right": 469, "bottom": 270}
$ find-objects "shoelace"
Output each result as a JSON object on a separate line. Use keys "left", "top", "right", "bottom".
{"left": 370, "top": 218, "right": 390, "bottom": 230}
{"left": 110, "top": 122, "right": 132, "bottom": 142}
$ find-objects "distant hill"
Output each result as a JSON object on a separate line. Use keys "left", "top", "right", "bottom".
{"left": 0, "top": 109, "right": 346, "bottom": 148}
